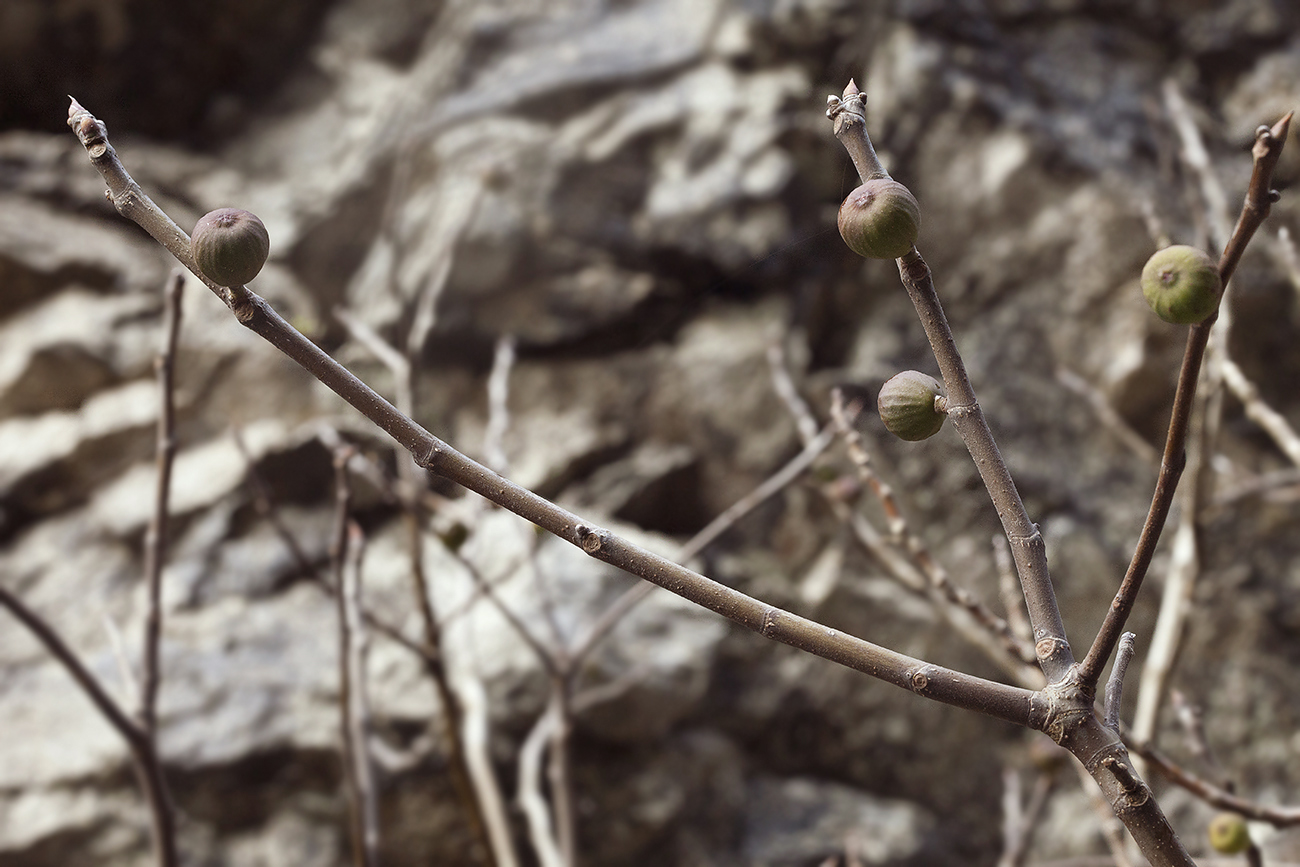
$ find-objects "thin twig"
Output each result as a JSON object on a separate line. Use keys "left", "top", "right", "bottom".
{"left": 0, "top": 267, "right": 189, "bottom": 867}
{"left": 994, "top": 535, "right": 1033, "bottom": 648}
{"left": 1055, "top": 367, "right": 1160, "bottom": 466}
{"left": 1163, "top": 80, "right": 1235, "bottom": 252}
{"left": 546, "top": 675, "right": 578, "bottom": 867}
{"left": 1129, "top": 507, "right": 1198, "bottom": 774}
{"left": 330, "top": 448, "right": 370, "bottom": 867}
{"left": 1103, "top": 632, "right": 1136, "bottom": 732}
{"left": 140, "top": 269, "right": 183, "bottom": 737}
{"left": 518, "top": 692, "right": 566, "bottom": 867}
{"left": 766, "top": 340, "right": 820, "bottom": 446}
{"left": 484, "top": 334, "right": 517, "bottom": 476}
{"left": 329, "top": 313, "right": 499, "bottom": 866}
{"left": 1170, "top": 691, "right": 1230, "bottom": 789}
{"left": 1128, "top": 739, "right": 1300, "bottom": 826}
{"left": 458, "top": 673, "right": 522, "bottom": 867}
{"left": 830, "top": 390, "right": 1038, "bottom": 670}
{"left": 998, "top": 766, "right": 1059, "bottom": 867}
{"left": 1079, "top": 109, "right": 1292, "bottom": 689}
{"left": 828, "top": 84, "right": 1072, "bottom": 681}
{"left": 1220, "top": 355, "right": 1300, "bottom": 466}
{"left": 342, "top": 520, "right": 381, "bottom": 866}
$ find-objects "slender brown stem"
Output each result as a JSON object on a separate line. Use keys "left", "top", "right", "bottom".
{"left": 1078, "top": 111, "right": 1293, "bottom": 688}
{"left": 897, "top": 251, "right": 1074, "bottom": 682}
{"left": 568, "top": 424, "right": 835, "bottom": 664}
{"left": 64, "top": 96, "right": 1036, "bottom": 732}
{"left": 827, "top": 81, "right": 1211, "bottom": 866}
{"left": 140, "top": 270, "right": 183, "bottom": 738}
{"left": 828, "top": 85, "right": 1072, "bottom": 683}
{"left": 1103, "top": 632, "right": 1136, "bottom": 731}
{"left": 1128, "top": 739, "right": 1300, "bottom": 826}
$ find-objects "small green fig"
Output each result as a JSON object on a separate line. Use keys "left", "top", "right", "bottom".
{"left": 878, "top": 370, "right": 947, "bottom": 441}
{"left": 1207, "top": 812, "right": 1251, "bottom": 855}
{"left": 191, "top": 208, "right": 270, "bottom": 287}
{"left": 1141, "top": 244, "right": 1222, "bottom": 325}
{"left": 838, "top": 178, "right": 921, "bottom": 260}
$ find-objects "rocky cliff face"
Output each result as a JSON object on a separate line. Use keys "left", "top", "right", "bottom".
{"left": 1, "top": 1, "right": 1298, "bottom": 865}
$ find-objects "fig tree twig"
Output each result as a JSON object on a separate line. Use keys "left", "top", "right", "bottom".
{"left": 68, "top": 97, "right": 1036, "bottom": 727}
{"left": 1103, "top": 632, "right": 1136, "bottom": 732}
{"left": 140, "top": 270, "right": 183, "bottom": 740}
{"left": 1127, "top": 739, "right": 1300, "bottom": 826}
{"left": 830, "top": 390, "right": 1039, "bottom": 672}
{"left": 828, "top": 80, "right": 1207, "bottom": 867}
{"left": 827, "top": 80, "right": 1072, "bottom": 684}
{"left": 1078, "top": 110, "right": 1293, "bottom": 689}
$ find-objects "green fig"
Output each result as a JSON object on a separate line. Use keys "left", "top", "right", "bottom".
{"left": 1207, "top": 812, "right": 1251, "bottom": 855}
{"left": 191, "top": 208, "right": 270, "bottom": 287}
{"left": 878, "top": 371, "right": 947, "bottom": 441}
{"left": 838, "top": 178, "right": 921, "bottom": 260}
{"left": 1140, "top": 244, "right": 1222, "bottom": 325}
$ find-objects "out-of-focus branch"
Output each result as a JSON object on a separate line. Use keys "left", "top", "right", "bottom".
{"left": 342, "top": 520, "right": 381, "bottom": 866}
{"left": 1128, "top": 740, "right": 1300, "bottom": 826}
{"left": 518, "top": 692, "right": 566, "bottom": 867}
{"left": 0, "top": 271, "right": 186, "bottom": 865}
{"left": 1055, "top": 367, "right": 1160, "bottom": 466}
{"left": 330, "top": 449, "right": 372, "bottom": 867}
{"left": 1220, "top": 356, "right": 1300, "bottom": 466}
{"left": 140, "top": 270, "right": 183, "bottom": 739}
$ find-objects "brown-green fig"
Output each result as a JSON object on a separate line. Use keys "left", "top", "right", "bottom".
{"left": 878, "top": 370, "right": 947, "bottom": 441}
{"left": 1140, "top": 244, "right": 1222, "bottom": 325}
{"left": 838, "top": 178, "right": 921, "bottom": 260}
{"left": 1207, "top": 812, "right": 1251, "bottom": 855}
{"left": 191, "top": 208, "right": 270, "bottom": 287}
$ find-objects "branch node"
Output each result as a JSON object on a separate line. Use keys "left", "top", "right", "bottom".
{"left": 575, "top": 525, "right": 604, "bottom": 555}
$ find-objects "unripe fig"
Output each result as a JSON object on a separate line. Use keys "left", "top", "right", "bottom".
{"left": 1207, "top": 812, "right": 1251, "bottom": 855}
{"left": 1141, "top": 244, "right": 1222, "bottom": 325}
{"left": 878, "top": 370, "right": 946, "bottom": 441}
{"left": 838, "top": 178, "right": 920, "bottom": 260}
{"left": 191, "top": 208, "right": 269, "bottom": 287}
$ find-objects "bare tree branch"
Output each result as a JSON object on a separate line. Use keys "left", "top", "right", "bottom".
{"left": 1079, "top": 109, "right": 1293, "bottom": 688}
{"left": 827, "top": 83, "right": 1074, "bottom": 684}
